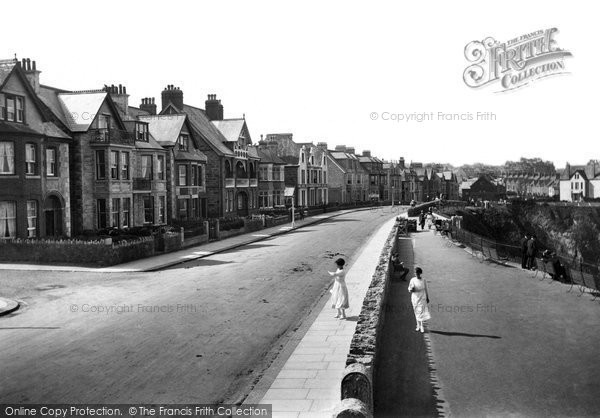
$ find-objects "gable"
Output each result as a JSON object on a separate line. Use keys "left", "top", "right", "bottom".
{"left": 1, "top": 69, "right": 48, "bottom": 131}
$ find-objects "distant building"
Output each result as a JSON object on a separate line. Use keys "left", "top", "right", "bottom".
{"left": 559, "top": 161, "right": 600, "bottom": 202}
{"left": 460, "top": 175, "right": 505, "bottom": 202}
{"left": 255, "top": 141, "right": 286, "bottom": 209}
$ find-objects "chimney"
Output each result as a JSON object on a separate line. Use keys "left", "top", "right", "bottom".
{"left": 362, "top": 150, "right": 371, "bottom": 157}
{"left": 334, "top": 145, "right": 347, "bottom": 152}
{"left": 205, "top": 94, "right": 224, "bottom": 121}
{"left": 22, "top": 57, "right": 41, "bottom": 94}
{"left": 161, "top": 85, "right": 184, "bottom": 112}
{"left": 105, "top": 83, "right": 129, "bottom": 117}
{"left": 399, "top": 157, "right": 405, "bottom": 169}
{"left": 140, "top": 97, "right": 157, "bottom": 115}
{"left": 346, "top": 147, "right": 356, "bottom": 155}
{"left": 317, "top": 142, "right": 328, "bottom": 150}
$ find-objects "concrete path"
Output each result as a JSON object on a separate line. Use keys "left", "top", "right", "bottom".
{"left": 0, "top": 208, "right": 377, "bottom": 273}
{"left": 411, "top": 229, "right": 600, "bottom": 417}
{"left": 244, "top": 215, "right": 398, "bottom": 417}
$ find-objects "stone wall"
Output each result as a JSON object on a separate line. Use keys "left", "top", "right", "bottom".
{"left": 334, "top": 219, "right": 399, "bottom": 417}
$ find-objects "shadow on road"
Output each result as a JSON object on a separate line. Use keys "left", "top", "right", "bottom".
{"left": 373, "top": 237, "right": 439, "bottom": 417}
{"left": 429, "top": 330, "right": 501, "bottom": 339}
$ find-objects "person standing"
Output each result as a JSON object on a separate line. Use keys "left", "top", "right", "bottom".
{"left": 328, "top": 258, "right": 349, "bottom": 319}
{"left": 520, "top": 233, "right": 530, "bottom": 269}
{"left": 419, "top": 211, "right": 425, "bottom": 230}
{"left": 408, "top": 267, "right": 431, "bottom": 333}
{"left": 527, "top": 235, "right": 538, "bottom": 270}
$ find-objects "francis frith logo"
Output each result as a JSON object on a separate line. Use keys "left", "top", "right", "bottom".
{"left": 463, "top": 28, "right": 572, "bottom": 92}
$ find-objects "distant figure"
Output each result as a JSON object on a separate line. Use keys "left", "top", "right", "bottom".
{"left": 419, "top": 211, "right": 425, "bottom": 230}
{"left": 408, "top": 267, "right": 430, "bottom": 333}
{"left": 328, "top": 258, "right": 349, "bottom": 319}
{"left": 426, "top": 212, "right": 434, "bottom": 229}
{"left": 391, "top": 252, "right": 409, "bottom": 281}
{"left": 520, "top": 233, "right": 530, "bottom": 269}
{"left": 527, "top": 235, "right": 538, "bottom": 270}
{"left": 300, "top": 207, "right": 305, "bottom": 220}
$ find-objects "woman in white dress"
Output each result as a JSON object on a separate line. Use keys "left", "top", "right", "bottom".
{"left": 328, "top": 258, "right": 349, "bottom": 319}
{"left": 408, "top": 267, "right": 431, "bottom": 333}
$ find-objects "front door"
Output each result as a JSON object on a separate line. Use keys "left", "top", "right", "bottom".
{"left": 44, "top": 196, "right": 62, "bottom": 237}
{"left": 237, "top": 192, "right": 248, "bottom": 217}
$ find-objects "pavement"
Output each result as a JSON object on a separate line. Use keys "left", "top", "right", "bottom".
{"left": 0, "top": 207, "right": 388, "bottom": 273}
{"left": 244, "top": 214, "right": 399, "bottom": 417}
{"left": 401, "top": 227, "right": 600, "bottom": 417}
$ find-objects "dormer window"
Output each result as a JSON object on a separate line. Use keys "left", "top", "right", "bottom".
{"left": 0, "top": 94, "right": 25, "bottom": 123}
{"left": 178, "top": 134, "right": 189, "bottom": 151}
{"left": 136, "top": 123, "right": 149, "bottom": 142}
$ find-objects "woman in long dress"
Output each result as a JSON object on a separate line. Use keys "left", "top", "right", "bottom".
{"left": 408, "top": 267, "right": 431, "bottom": 333}
{"left": 328, "top": 258, "right": 349, "bottom": 319}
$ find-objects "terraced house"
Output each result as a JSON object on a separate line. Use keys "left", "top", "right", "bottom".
{"left": 0, "top": 58, "right": 71, "bottom": 238}
{"left": 160, "top": 88, "right": 259, "bottom": 218}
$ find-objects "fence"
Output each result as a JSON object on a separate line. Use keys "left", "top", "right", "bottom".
{"left": 449, "top": 227, "right": 600, "bottom": 295}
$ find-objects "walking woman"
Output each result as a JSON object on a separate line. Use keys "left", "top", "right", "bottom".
{"left": 408, "top": 267, "right": 431, "bottom": 333}
{"left": 328, "top": 258, "right": 349, "bottom": 319}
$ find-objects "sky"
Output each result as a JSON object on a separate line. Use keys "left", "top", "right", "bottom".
{"left": 3, "top": 0, "right": 597, "bottom": 167}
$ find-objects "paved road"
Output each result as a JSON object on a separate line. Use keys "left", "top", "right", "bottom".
{"left": 0, "top": 209, "right": 397, "bottom": 404}
{"left": 408, "top": 230, "right": 600, "bottom": 417}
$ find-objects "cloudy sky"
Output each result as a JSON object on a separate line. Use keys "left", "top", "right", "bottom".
{"left": 4, "top": 0, "right": 596, "bottom": 167}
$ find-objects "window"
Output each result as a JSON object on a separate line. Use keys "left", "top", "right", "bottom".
{"left": 16, "top": 97, "right": 24, "bottom": 122}
{"left": 0, "top": 142, "right": 15, "bottom": 174}
{"left": 141, "top": 155, "right": 153, "bottom": 180}
{"left": 301, "top": 169, "right": 305, "bottom": 184}
{"left": 96, "top": 150, "right": 106, "bottom": 179}
{"left": 97, "top": 114, "right": 110, "bottom": 130}
{"left": 0, "top": 201, "right": 16, "bottom": 238}
{"left": 97, "top": 199, "right": 107, "bottom": 228}
{"left": 157, "top": 156, "right": 164, "bottom": 180}
{"left": 191, "top": 165, "right": 197, "bottom": 186}
{"left": 259, "top": 191, "right": 268, "bottom": 208}
{"left": 179, "top": 165, "right": 187, "bottom": 186}
{"left": 6, "top": 96, "right": 15, "bottom": 121}
{"left": 259, "top": 166, "right": 269, "bottom": 181}
{"left": 111, "top": 198, "right": 120, "bottom": 227}
{"left": 158, "top": 196, "right": 165, "bottom": 223}
{"left": 110, "top": 151, "right": 119, "bottom": 179}
{"left": 198, "top": 165, "right": 204, "bottom": 186}
{"left": 46, "top": 147, "right": 57, "bottom": 176}
{"left": 121, "top": 152, "right": 129, "bottom": 180}
{"left": 178, "top": 199, "right": 188, "bottom": 220}
{"left": 0, "top": 94, "right": 4, "bottom": 120}
{"left": 135, "top": 123, "right": 149, "bottom": 142}
{"left": 25, "top": 144, "right": 37, "bottom": 175}
{"left": 122, "top": 198, "right": 131, "bottom": 228}
{"left": 178, "top": 134, "right": 189, "bottom": 151}
{"left": 143, "top": 196, "right": 154, "bottom": 224}
{"left": 26, "top": 200, "right": 37, "bottom": 238}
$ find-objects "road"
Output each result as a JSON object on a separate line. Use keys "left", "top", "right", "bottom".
{"left": 0, "top": 208, "right": 398, "bottom": 404}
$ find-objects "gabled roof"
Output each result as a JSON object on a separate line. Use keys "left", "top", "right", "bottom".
{"left": 212, "top": 118, "right": 246, "bottom": 142}
{"left": 180, "top": 104, "right": 234, "bottom": 157}
{"left": 0, "top": 59, "right": 17, "bottom": 88}
{"left": 138, "top": 114, "right": 186, "bottom": 146}
{"left": 57, "top": 92, "right": 107, "bottom": 132}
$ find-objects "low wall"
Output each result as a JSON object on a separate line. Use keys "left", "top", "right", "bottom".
{"left": 0, "top": 237, "right": 156, "bottom": 267}
{"left": 333, "top": 219, "right": 400, "bottom": 417}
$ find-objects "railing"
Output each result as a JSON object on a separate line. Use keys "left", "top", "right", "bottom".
{"left": 249, "top": 178, "right": 258, "bottom": 187}
{"left": 225, "top": 178, "right": 235, "bottom": 188}
{"left": 234, "top": 148, "right": 248, "bottom": 159}
{"left": 449, "top": 227, "right": 600, "bottom": 292}
{"left": 133, "top": 178, "right": 152, "bottom": 190}
{"left": 90, "top": 129, "right": 135, "bottom": 145}
{"left": 236, "top": 178, "right": 249, "bottom": 187}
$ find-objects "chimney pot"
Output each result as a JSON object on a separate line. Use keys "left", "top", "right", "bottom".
{"left": 26, "top": 58, "right": 31, "bottom": 71}
{"left": 32, "top": 60, "right": 36, "bottom": 71}
{"left": 118, "top": 84, "right": 122, "bottom": 94}
{"left": 21, "top": 58, "right": 26, "bottom": 68}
